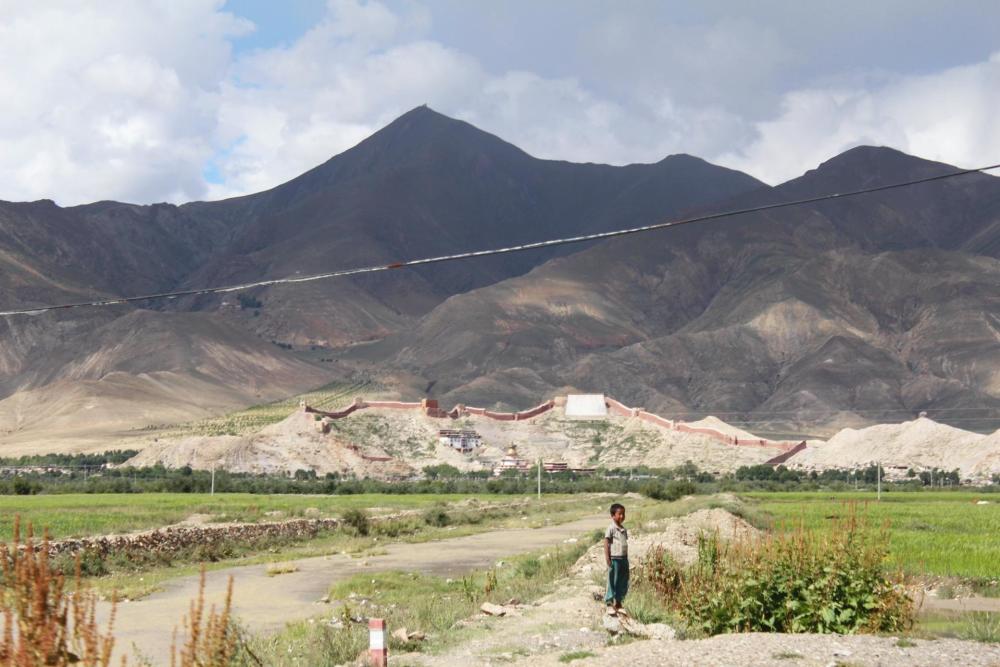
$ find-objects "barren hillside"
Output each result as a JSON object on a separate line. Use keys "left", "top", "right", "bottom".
{"left": 128, "top": 401, "right": 786, "bottom": 477}
{"left": 787, "top": 417, "right": 1000, "bottom": 479}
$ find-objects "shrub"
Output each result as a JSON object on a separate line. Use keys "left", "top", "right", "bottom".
{"left": 422, "top": 506, "right": 451, "bottom": 527}
{"left": 341, "top": 508, "right": 369, "bottom": 537}
{"left": 643, "top": 506, "right": 915, "bottom": 635}
{"left": 641, "top": 479, "right": 697, "bottom": 501}
{"left": 517, "top": 557, "right": 541, "bottom": 579}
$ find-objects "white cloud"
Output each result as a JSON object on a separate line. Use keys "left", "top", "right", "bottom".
{"left": 0, "top": 0, "right": 250, "bottom": 205}
{"left": 208, "top": 1, "right": 483, "bottom": 197}
{"left": 0, "top": 0, "right": 997, "bottom": 204}
{"left": 717, "top": 55, "right": 1000, "bottom": 184}
{"left": 207, "top": 0, "right": 750, "bottom": 195}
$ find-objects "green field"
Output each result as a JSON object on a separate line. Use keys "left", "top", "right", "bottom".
{"left": 0, "top": 492, "right": 543, "bottom": 540}
{"left": 744, "top": 491, "right": 1000, "bottom": 579}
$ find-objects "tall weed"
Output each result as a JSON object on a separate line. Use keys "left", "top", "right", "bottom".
{"left": 0, "top": 517, "right": 118, "bottom": 666}
{"left": 170, "top": 569, "right": 238, "bottom": 667}
{"left": 962, "top": 612, "right": 1000, "bottom": 643}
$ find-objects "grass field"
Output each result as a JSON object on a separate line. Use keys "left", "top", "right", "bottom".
{"left": 743, "top": 491, "right": 1000, "bottom": 580}
{"left": 0, "top": 492, "right": 553, "bottom": 539}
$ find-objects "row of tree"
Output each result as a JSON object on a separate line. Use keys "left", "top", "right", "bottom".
{"left": 0, "top": 457, "right": 989, "bottom": 496}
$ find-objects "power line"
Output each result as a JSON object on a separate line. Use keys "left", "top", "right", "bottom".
{"left": 1, "top": 161, "right": 998, "bottom": 318}
{"left": 705, "top": 417, "right": 1000, "bottom": 425}
{"left": 666, "top": 407, "right": 1000, "bottom": 415}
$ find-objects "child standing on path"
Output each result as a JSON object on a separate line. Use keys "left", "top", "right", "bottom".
{"left": 604, "top": 503, "right": 629, "bottom": 615}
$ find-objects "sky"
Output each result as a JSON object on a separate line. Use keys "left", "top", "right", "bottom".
{"left": 1, "top": 0, "right": 998, "bottom": 205}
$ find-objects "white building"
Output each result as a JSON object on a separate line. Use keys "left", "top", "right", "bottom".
{"left": 564, "top": 394, "right": 607, "bottom": 418}
{"left": 438, "top": 429, "right": 481, "bottom": 453}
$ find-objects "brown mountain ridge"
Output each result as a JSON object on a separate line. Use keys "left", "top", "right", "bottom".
{"left": 1, "top": 108, "right": 998, "bottom": 451}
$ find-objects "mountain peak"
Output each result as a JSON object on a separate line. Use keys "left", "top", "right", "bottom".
{"left": 782, "top": 145, "right": 958, "bottom": 193}
{"left": 365, "top": 105, "right": 528, "bottom": 161}
{"left": 817, "top": 145, "right": 942, "bottom": 173}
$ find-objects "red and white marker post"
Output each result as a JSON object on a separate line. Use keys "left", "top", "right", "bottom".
{"left": 369, "top": 618, "right": 388, "bottom": 666}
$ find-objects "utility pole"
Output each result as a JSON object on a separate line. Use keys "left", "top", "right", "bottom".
{"left": 876, "top": 461, "right": 881, "bottom": 501}
{"left": 211, "top": 466, "right": 216, "bottom": 496}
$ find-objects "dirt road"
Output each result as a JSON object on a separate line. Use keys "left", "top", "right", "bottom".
{"left": 101, "top": 515, "right": 606, "bottom": 665}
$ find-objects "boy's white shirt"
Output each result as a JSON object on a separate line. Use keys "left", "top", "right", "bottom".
{"left": 605, "top": 520, "right": 628, "bottom": 558}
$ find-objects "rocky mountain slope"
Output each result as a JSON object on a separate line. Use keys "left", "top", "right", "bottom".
{"left": 362, "top": 148, "right": 1000, "bottom": 436}
{"left": 0, "top": 107, "right": 763, "bottom": 451}
{"left": 2, "top": 108, "right": 999, "bottom": 451}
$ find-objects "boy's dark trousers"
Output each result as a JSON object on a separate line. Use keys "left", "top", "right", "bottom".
{"left": 605, "top": 557, "right": 630, "bottom": 605}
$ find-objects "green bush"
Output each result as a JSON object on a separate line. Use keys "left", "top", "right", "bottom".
{"left": 641, "top": 479, "right": 697, "bottom": 501}
{"left": 518, "top": 557, "right": 541, "bottom": 579}
{"left": 341, "top": 508, "right": 370, "bottom": 536}
{"left": 642, "top": 506, "right": 915, "bottom": 635}
{"left": 422, "top": 506, "right": 451, "bottom": 527}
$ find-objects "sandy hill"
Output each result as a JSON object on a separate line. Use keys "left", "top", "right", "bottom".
{"left": 0, "top": 311, "right": 334, "bottom": 454}
{"left": 787, "top": 417, "right": 1000, "bottom": 479}
{"left": 127, "top": 396, "right": 1000, "bottom": 481}
{"left": 127, "top": 402, "right": 786, "bottom": 478}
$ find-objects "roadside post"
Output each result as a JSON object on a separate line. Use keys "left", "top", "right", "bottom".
{"left": 537, "top": 457, "right": 542, "bottom": 500}
{"left": 369, "top": 618, "right": 388, "bottom": 666}
{"left": 876, "top": 461, "right": 881, "bottom": 501}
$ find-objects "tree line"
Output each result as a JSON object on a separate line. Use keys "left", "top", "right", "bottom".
{"left": 0, "top": 452, "right": 991, "bottom": 496}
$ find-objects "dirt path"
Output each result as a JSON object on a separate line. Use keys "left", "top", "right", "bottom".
{"left": 401, "top": 510, "right": 1000, "bottom": 667}
{"left": 100, "top": 515, "right": 606, "bottom": 665}
{"left": 921, "top": 594, "right": 1000, "bottom": 613}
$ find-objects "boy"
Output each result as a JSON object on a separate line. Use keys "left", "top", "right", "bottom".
{"left": 604, "top": 502, "right": 629, "bottom": 615}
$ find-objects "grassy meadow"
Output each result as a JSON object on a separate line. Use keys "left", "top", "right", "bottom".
{"left": 0, "top": 492, "right": 554, "bottom": 539}
{"left": 743, "top": 491, "right": 1000, "bottom": 580}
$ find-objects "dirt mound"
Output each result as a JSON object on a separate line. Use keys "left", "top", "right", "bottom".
{"left": 788, "top": 417, "right": 1000, "bottom": 479}
{"left": 683, "top": 416, "right": 760, "bottom": 441}
{"left": 573, "top": 508, "right": 759, "bottom": 578}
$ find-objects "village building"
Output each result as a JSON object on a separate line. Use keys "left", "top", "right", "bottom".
{"left": 438, "top": 429, "right": 481, "bottom": 453}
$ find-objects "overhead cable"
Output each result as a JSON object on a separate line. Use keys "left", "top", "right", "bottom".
{"left": 2, "top": 161, "right": 998, "bottom": 318}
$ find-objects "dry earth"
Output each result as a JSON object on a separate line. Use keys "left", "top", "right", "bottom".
{"left": 397, "top": 509, "right": 1000, "bottom": 667}
{"left": 99, "top": 515, "right": 610, "bottom": 666}
{"left": 128, "top": 402, "right": 1000, "bottom": 481}
{"left": 127, "top": 405, "right": 787, "bottom": 478}
{"left": 790, "top": 417, "right": 1000, "bottom": 479}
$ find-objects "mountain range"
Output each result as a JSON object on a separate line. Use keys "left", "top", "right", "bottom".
{"left": 1, "top": 106, "right": 998, "bottom": 451}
